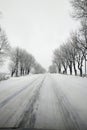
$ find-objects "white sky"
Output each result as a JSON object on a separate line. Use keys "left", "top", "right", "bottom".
{"left": 0, "top": 0, "right": 79, "bottom": 70}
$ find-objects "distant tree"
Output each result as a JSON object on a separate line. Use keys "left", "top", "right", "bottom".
{"left": 48, "top": 64, "right": 57, "bottom": 73}
{"left": 34, "top": 63, "right": 46, "bottom": 74}
{"left": 60, "top": 44, "right": 69, "bottom": 74}
{"left": 63, "top": 42, "right": 73, "bottom": 75}
{"left": 18, "top": 49, "right": 25, "bottom": 76}
{"left": 9, "top": 47, "right": 36, "bottom": 77}
{"left": 9, "top": 61, "right": 16, "bottom": 77}
{"left": 10, "top": 47, "right": 21, "bottom": 77}
{"left": 68, "top": 33, "right": 78, "bottom": 75}
{"left": 24, "top": 53, "right": 35, "bottom": 75}
{"left": 53, "top": 49, "right": 61, "bottom": 73}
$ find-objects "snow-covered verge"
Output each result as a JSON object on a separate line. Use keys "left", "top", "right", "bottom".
{"left": 0, "top": 73, "right": 10, "bottom": 81}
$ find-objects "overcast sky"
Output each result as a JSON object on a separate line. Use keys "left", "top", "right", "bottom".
{"left": 0, "top": 0, "right": 79, "bottom": 70}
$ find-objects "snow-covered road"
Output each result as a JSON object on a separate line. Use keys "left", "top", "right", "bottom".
{"left": 0, "top": 74, "right": 87, "bottom": 130}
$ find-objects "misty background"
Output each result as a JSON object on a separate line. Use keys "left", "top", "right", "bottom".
{"left": 0, "top": 0, "right": 79, "bottom": 72}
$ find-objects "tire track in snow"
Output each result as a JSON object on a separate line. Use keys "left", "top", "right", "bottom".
{"left": 0, "top": 76, "right": 40, "bottom": 109}
{"left": 16, "top": 76, "right": 46, "bottom": 128}
{"left": 53, "top": 79, "right": 87, "bottom": 130}
{"left": 0, "top": 75, "right": 45, "bottom": 127}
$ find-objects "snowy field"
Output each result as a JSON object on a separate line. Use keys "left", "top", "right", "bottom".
{"left": 0, "top": 73, "right": 87, "bottom": 130}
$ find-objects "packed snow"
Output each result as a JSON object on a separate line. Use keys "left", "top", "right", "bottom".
{"left": 0, "top": 73, "right": 87, "bottom": 130}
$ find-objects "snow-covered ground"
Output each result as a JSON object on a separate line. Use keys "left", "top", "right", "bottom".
{"left": 0, "top": 73, "right": 87, "bottom": 130}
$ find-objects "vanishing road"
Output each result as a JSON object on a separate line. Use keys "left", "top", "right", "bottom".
{"left": 0, "top": 74, "right": 87, "bottom": 130}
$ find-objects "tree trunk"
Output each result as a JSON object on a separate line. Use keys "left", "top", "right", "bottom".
{"left": 56, "top": 63, "right": 59, "bottom": 73}
{"left": 22, "top": 69, "right": 25, "bottom": 75}
{"left": 69, "top": 61, "right": 72, "bottom": 75}
{"left": 85, "top": 56, "right": 87, "bottom": 76}
{"left": 77, "top": 57, "right": 83, "bottom": 77}
{"left": 63, "top": 67, "right": 67, "bottom": 74}
{"left": 11, "top": 70, "right": 15, "bottom": 77}
{"left": 65, "top": 68, "right": 67, "bottom": 74}
{"left": 69, "top": 65, "right": 72, "bottom": 75}
{"left": 20, "top": 67, "right": 23, "bottom": 76}
{"left": 15, "top": 69, "right": 18, "bottom": 77}
{"left": 79, "top": 68, "right": 82, "bottom": 77}
{"left": 58, "top": 64, "right": 61, "bottom": 73}
{"left": 27, "top": 67, "right": 30, "bottom": 74}
{"left": 62, "top": 64, "right": 67, "bottom": 74}
{"left": 59, "top": 67, "right": 61, "bottom": 73}
{"left": 78, "top": 63, "right": 83, "bottom": 77}
{"left": 73, "top": 61, "right": 77, "bottom": 76}
{"left": 15, "top": 60, "right": 19, "bottom": 77}
{"left": 25, "top": 69, "right": 27, "bottom": 75}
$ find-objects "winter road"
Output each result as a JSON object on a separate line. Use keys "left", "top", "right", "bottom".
{"left": 0, "top": 74, "right": 87, "bottom": 130}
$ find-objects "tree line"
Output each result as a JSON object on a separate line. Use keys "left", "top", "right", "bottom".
{"left": 49, "top": 0, "right": 87, "bottom": 77}
{"left": 9, "top": 47, "right": 46, "bottom": 77}
{"left": 0, "top": 27, "right": 46, "bottom": 77}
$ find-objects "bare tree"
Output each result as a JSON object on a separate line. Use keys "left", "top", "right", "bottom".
{"left": 53, "top": 46, "right": 68, "bottom": 75}
{"left": 53, "top": 49, "right": 61, "bottom": 73}
{"left": 69, "top": 33, "right": 78, "bottom": 75}
{"left": 10, "top": 47, "right": 36, "bottom": 77}
{"left": 53, "top": 31, "right": 86, "bottom": 76}
{"left": 10, "top": 47, "right": 22, "bottom": 77}
{"left": 0, "top": 27, "right": 10, "bottom": 65}
{"left": 51, "top": 0, "right": 87, "bottom": 77}
{"left": 71, "top": 0, "right": 87, "bottom": 19}
{"left": 18, "top": 49, "right": 25, "bottom": 76}
{"left": 9, "top": 61, "right": 16, "bottom": 77}
{"left": 60, "top": 44, "right": 69, "bottom": 74}
{"left": 24, "top": 53, "right": 35, "bottom": 75}
{"left": 76, "top": 50, "right": 84, "bottom": 76}
{"left": 80, "top": 20, "right": 87, "bottom": 75}
{"left": 68, "top": 31, "right": 85, "bottom": 76}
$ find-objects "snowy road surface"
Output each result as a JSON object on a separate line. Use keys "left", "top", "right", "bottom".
{"left": 0, "top": 74, "right": 87, "bottom": 130}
